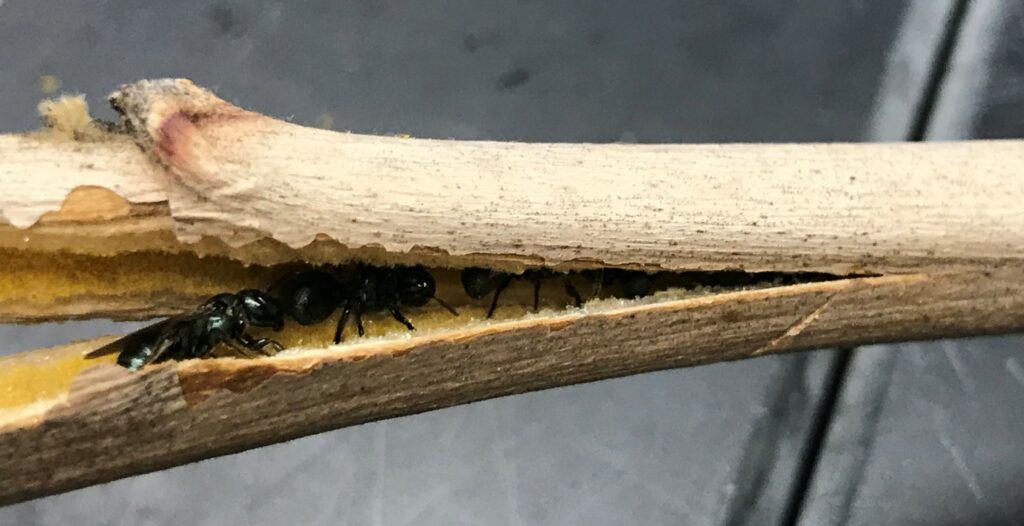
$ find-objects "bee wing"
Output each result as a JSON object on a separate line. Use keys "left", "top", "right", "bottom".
{"left": 83, "top": 317, "right": 182, "bottom": 358}
{"left": 122, "top": 331, "right": 181, "bottom": 371}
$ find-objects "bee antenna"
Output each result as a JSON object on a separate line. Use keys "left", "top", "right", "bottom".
{"left": 432, "top": 296, "right": 459, "bottom": 316}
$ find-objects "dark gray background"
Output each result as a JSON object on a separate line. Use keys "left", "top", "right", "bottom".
{"left": 1, "top": 1, "right": 1022, "bottom": 524}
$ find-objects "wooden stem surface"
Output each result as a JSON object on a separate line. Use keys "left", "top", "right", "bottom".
{"left": 1, "top": 79, "right": 1022, "bottom": 276}
{"left": 2, "top": 269, "right": 1024, "bottom": 506}
{"left": 0, "top": 79, "right": 1022, "bottom": 505}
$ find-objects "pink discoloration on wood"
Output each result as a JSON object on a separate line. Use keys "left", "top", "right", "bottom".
{"left": 155, "top": 111, "right": 195, "bottom": 166}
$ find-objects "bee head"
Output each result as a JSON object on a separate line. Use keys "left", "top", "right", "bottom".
{"left": 394, "top": 266, "right": 436, "bottom": 307}
{"left": 460, "top": 267, "right": 500, "bottom": 299}
{"left": 237, "top": 289, "right": 286, "bottom": 331}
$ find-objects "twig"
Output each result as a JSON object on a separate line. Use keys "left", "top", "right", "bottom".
{"left": 0, "top": 79, "right": 1022, "bottom": 505}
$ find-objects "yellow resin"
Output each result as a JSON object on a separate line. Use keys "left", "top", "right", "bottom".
{"left": 0, "top": 252, "right": 797, "bottom": 414}
{"left": 0, "top": 344, "right": 116, "bottom": 410}
{"left": 0, "top": 250, "right": 277, "bottom": 307}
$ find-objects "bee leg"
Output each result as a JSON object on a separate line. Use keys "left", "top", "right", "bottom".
{"left": 563, "top": 276, "right": 583, "bottom": 308}
{"left": 334, "top": 304, "right": 352, "bottom": 344}
{"left": 485, "top": 277, "right": 512, "bottom": 318}
{"left": 587, "top": 269, "right": 606, "bottom": 297}
{"left": 355, "top": 309, "right": 365, "bottom": 337}
{"left": 531, "top": 277, "right": 543, "bottom": 311}
{"left": 238, "top": 333, "right": 283, "bottom": 355}
{"left": 259, "top": 339, "right": 285, "bottom": 354}
{"left": 225, "top": 341, "right": 261, "bottom": 359}
{"left": 388, "top": 305, "right": 415, "bottom": 331}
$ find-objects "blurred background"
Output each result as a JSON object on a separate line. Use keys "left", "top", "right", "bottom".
{"left": 1, "top": 1, "right": 1023, "bottom": 524}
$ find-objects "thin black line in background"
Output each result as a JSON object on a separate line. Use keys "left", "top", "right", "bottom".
{"left": 779, "top": 1, "right": 973, "bottom": 524}
{"left": 777, "top": 349, "right": 853, "bottom": 526}
{"left": 909, "top": 0, "right": 973, "bottom": 141}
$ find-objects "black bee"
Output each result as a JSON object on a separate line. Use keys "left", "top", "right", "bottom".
{"left": 268, "top": 265, "right": 458, "bottom": 343}
{"left": 462, "top": 267, "right": 662, "bottom": 318}
{"left": 581, "top": 268, "right": 657, "bottom": 299}
{"left": 460, "top": 267, "right": 583, "bottom": 318}
{"left": 85, "top": 290, "right": 285, "bottom": 371}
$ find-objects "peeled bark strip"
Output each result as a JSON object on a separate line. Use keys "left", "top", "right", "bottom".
{"left": 2, "top": 269, "right": 1024, "bottom": 506}
{"left": 1, "top": 79, "right": 1023, "bottom": 276}
{"left": 0, "top": 79, "right": 1022, "bottom": 504}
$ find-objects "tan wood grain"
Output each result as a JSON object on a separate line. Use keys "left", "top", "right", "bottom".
{"left": 2, "top": 269, "right": 1023, "bottom": 506}
{"left": 0, "top": 78, "right": 1022, "bottom": 504}
{"left": 2, "top": 79, "right": 1022, "bottom": 276}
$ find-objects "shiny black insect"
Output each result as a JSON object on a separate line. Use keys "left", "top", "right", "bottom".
{"left": 460, "top": 267, "right": 584, "bottom": 318}
{"left": 462, "top": 267, "right": 660, "bottom": 318}
{"left": 85, "top": 290, "right": 285, "bottom": 371}
{"left": 581, "top": 268, "right": 657, "bottom": 299}
{"left": 268, "top": 265, "right": 458, "bottom": 343}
